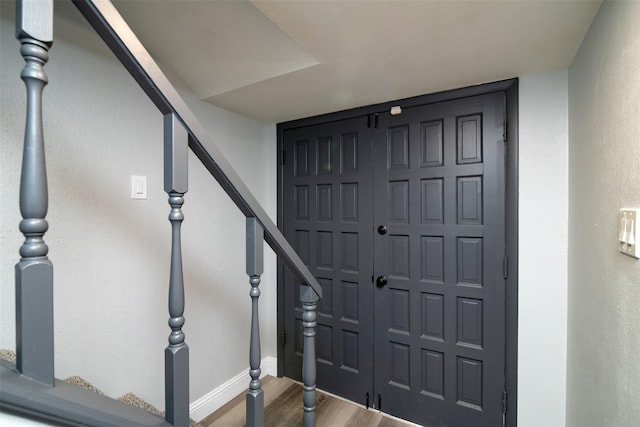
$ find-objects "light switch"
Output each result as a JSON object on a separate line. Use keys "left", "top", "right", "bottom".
{"left": 618, "top": 208, "right": 639, "bottom": 259}
{"left": 131, "top": 175, "right": 147, "bottom": 200}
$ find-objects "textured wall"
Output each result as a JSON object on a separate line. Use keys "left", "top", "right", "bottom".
{"left": 566, "top": 1, "right": 640, "bottom": 426}
{"left": 518, "top": 70, "right": 569, "bottom": 427}
{"left": 0, "top": 1, "right": 277, "bottom": 412}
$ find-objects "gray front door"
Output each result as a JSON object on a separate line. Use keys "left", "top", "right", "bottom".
{"left": 281, "top": 91, "right": 506, "bottom": 426}
{"left": 281, "top": 116, "right": 375, "bottom": 404}
{"left": 371, "top": 93, "right": 506, "bottom": 426}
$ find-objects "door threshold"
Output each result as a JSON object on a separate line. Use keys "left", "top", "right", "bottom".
{"left": 283, "top": 376, "right": 421, "bottom": 426}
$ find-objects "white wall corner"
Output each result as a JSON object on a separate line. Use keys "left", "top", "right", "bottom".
{"left": 518, "top": 69, "right": 569, "bottom": 427}
{"left": 189, "top": 356, "right": 277, "bottom": 422}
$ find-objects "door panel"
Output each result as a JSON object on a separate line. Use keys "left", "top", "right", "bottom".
{"left": 281, "top": 117, "right": 374, "bottom": 403}
{"left": 280, "top": 91, "right": 506, "bottom": 427}
{"left": 372, "top": 93, "right": 505, "bottom": 426}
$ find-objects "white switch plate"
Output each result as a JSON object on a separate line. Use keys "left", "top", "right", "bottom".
{"left": 131, "top": 175, "right": 147, "bottom": 199}
{"left": 618, "top": 208, "right": 639, "bottom": 259}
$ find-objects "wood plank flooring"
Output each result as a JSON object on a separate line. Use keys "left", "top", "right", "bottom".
{"left": 200, "top": 376, "right": 417, "bottom": 427}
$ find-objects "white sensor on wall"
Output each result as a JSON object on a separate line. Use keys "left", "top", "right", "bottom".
{"left": 390, "top": 105, "right": 402, "bottom": 115}
{"left": 618, "top": 208, "right": 639, "bottom": 259}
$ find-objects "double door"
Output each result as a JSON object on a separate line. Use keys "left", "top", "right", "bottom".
{"left": 280, "top": 92, "right": 506, "bottom": 426}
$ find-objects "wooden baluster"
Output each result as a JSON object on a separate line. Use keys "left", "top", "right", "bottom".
{"left": 15, "top": 0, "right": 54, "bottom": 386}
{"left": 164, "top": 113, "right": 189, "bottom": 426}
{"left": 246, "top": 218, "right": 264, "bottom": 427}
{"left": 300, "top": 284, "right": 319, "bottom": 427}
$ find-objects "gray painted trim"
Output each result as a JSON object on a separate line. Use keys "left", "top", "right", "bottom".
{"left": 504, "top": 79, "right": 519, "bottom": 427}
{"left": 0, "top": 363, "right": 172, "bottom": 427}
{"left": 246, "top": 218, "right": 264, "bottom": 276}
{"left": 246, "top": 274, "right": 264, "bottom": 427}
{"left": 300, "top": 285, "right": 319, "bottom": 427}
{"left": 71, "top": 0, "right": 320, "bottom": 298}
{"left": 15, "top": 0, "right": 54, "bottom": 386}
{"left": 246, "top": 218, "right": 264, "bottom": 427}
{"left": 164, "top": 113, "right": 190, "bottom": 426}
{"left": 164, "top": 113, "right": 188, "bottom": 194}
{"left": 16, "top": 0, "right": 53, "bottom": 41}
{"left": 277, "top": 80, "right": 518, "bottom": 427}
{"left": 279, "top": 79, "right": 517, "bottom": 130}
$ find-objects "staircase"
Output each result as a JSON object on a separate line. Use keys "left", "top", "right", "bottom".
{"left": 0, "top": 1, "right": 321, "bottom": 426}
{"left": 1, "top": 350, "right": 203, "bottom": 426}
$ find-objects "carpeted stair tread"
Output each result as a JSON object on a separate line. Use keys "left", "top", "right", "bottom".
{"left": 117, "top": 393, "right": 202, "bottom": 427}
{"left": 0, "top": 349, "right": 16, "bottom": 363}
{"left": 118, "top": 392, "right": 163, "bottom": 416}
{"left": 63, "top": 375, "right": 105, "bottom": 395}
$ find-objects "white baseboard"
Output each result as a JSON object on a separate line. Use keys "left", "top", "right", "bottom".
{"left": 189, "top": 356, "right": 277, "bottom": 422}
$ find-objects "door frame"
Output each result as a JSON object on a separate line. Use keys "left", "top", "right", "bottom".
{"left": 276, "top": 78, "right": 518, "bottom": 427}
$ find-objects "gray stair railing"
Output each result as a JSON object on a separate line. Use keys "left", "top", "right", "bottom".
{"left": 164, "top": 113, "right": 190, "bottom": 425}
{"left": 246, "top": 218, "right": 265, "bottom": 426}
{"left": 300, "top": 285, "right": 320, "bottom": 427}
{"left": 6, "top": 1, "right": 322, "bottom": 427}
{"left": 14, "top": 0, "right": 55, "bottom": 388}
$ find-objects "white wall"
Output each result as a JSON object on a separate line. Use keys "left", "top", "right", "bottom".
{"left": 0, "top": 0, "right": 277, "bottom": 414}
{"left": 518, "top": 70, "right": 569, "bottom": 427}
{"left": 566, "top": 1, "right": 640, "bottom": 426}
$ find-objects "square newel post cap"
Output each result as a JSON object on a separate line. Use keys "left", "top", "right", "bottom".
{"left": 16, "top": 0, "right": 53, "bottom": 43}
{"left": 164, "top": 113, "right": 189, "bottom": 194}
{"left": 299, "top": 283, "right": 320, "bottom": 303}
{"left": 246, "top": 217, "right": 264, "bottom": 276}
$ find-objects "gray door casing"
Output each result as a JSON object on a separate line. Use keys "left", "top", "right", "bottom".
{"left": 277, "top": 79, "right": 518, "bottom": 427}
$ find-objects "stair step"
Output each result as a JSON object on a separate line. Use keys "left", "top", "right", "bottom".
{"left": 1, "top": 349, "right": 202, "bottom": 426}
{"left": 0, "top": 349, "right": 16, "bottom": 363}
{"left": 64, "top": 375, "right": 105, "bottom": 395}
{"left": 118, "top": 392, "right": 163, "bottom": 416}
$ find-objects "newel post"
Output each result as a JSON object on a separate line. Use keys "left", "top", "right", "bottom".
{"left": 15, "top": 0, "right": 55, "bottom": 386}
{"left": 246, "top": 217, "right": 264, "bottom": 427}
{"left": 300, "top": 284, "right": 319, "bottom": 427}
{"left": 164, "top": 113, "right": 190, "bottom": 426}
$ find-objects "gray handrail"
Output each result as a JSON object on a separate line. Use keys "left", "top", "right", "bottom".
{"left": 71, "top": 0, "right": 321, "bottom": 298}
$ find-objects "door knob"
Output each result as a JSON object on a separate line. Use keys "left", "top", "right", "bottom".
{"left": 376, "top": 275, "right": 388, "bottom": 287}
{"left": 377, "top": 225, "right": 387, "bottom": 235}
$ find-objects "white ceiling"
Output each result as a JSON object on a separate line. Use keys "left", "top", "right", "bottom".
{"left": 109, "top": 0, "right": 602, "bottom": 124}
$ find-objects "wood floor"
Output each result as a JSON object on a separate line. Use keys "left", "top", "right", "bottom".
{"left": 200, "top": 376, "right": 417, "bottom": 427}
